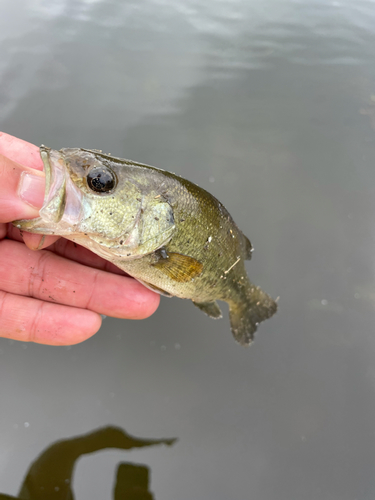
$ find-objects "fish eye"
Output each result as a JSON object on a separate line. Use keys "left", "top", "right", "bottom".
{"left": 87, "top": 166, "right": 117, "bottom": 193}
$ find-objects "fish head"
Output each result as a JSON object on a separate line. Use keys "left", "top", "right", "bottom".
{"left": 14, "top": 147, "right": 175, "bottom": 260}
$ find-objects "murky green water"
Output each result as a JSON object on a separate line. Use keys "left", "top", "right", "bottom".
{"left": 1, "top": 0, "right": 375, "bottom": 498}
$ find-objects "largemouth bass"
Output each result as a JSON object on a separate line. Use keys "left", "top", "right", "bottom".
{"left": 14, "top": 146, "right": 277, "bottom": 346}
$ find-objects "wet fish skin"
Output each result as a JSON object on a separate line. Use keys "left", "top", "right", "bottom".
{"left": 13, "top": 147, "right": 277, "bottom": 345}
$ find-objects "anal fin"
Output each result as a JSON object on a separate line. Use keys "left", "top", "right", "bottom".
{"left": 192, "top": 300, "right": 222, "bottom": 319}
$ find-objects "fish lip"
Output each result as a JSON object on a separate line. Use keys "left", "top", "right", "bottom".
{"left": 39, "top": 146, "right": 66, "bottom": 223}
{"left": 40, "top": 145, "right": 52, "bottom": 196}
{"left": 38, "top": 146, "right": 83, "bottom": 227}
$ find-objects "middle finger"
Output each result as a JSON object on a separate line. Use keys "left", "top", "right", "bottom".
{"left": 0, "top": 239, "right": 160, "bottom": 320}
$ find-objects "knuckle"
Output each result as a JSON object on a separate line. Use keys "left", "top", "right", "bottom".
{"left": 28, "top": 250, "right": 52, "bottom": 299}
{"left": 28, "top": 300, "right": 45, "bottom": 343}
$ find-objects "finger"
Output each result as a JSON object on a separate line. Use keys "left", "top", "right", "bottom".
{"left": 0, "top": 132, "right": 43, "bottom": 170}
{"left": 0, "top": 154, "right": 58, "bottom": 249}
{"left": 7, "top": 225, "right": 60, "bottom": 250}
{"left": 0, "top": 223, "right": 6, "bottom": 240}
{"left": 0, "top": 240, "right": 160, "bottom": 319}
{"left": 8, "top": 224, "right": 126, "bottom": 275}
{"left": 22, "top": 233, "right": 61, "bottom": 251}
{"left": 0, "top": 290, "right": 101, "bottom": 345}
{"left": 0, "top": 154, "right": 44, "bottom": 222}
{"left": 0, "top": 134, "right": 58, "bottom": 249}
{"left": 44, "top": 237, "right": 128, "bottom": 275}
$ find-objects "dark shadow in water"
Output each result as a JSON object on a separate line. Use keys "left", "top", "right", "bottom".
{"left": 0, "top": 426, "right": 176, "bottom": 500}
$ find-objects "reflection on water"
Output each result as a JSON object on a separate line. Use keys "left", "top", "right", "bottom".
{"left": 0, "top": 426, "right": 175, "bottom": 499}
{"left": 2, "top": 0, "right": 375, "bottom": 499}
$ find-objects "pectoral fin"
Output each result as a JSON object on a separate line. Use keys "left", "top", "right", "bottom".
{"left": 192, "top": 300, "right": 222, "bottom": 319}
{"left": 152, "top": 249, "right": 203, "bottom": 283}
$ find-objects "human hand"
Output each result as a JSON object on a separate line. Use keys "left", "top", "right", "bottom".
{"left": 0, "top": 132, "right": 160, "bottom": 345}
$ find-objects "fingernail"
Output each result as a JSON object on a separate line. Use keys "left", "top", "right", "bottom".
{"left": 19, "top": 172, "right": 45, "bottom": 209}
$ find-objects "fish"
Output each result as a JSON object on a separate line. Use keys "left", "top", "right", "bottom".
{"left": 13, "top": 146, "right": 277, "bottom": 346}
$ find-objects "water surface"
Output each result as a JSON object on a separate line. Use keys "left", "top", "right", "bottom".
{"left": 1, "top": 1, "right": 375, "bottom": 498}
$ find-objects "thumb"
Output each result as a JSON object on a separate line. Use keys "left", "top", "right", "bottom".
{"left": 0, "top": 153, "right": 45, "bottom": 223}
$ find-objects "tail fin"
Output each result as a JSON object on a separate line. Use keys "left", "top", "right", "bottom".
{"left": 229, "top": 285, "right": 277, "bottom": 346}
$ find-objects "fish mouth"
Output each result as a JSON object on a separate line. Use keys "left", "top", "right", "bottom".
{"left": 39, "top": 146, "right": 66, "bottom": 223}
{"left": 38, "top": 146, "right": 83, "bottom": 227}
{"left": 13, "top": 147, "right": 83, "bottom": 234}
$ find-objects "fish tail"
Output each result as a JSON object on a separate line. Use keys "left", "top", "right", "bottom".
{"left": 229, "top": 285, "right": 277, "bottom": 346}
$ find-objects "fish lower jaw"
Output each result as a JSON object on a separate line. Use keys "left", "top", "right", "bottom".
{"left": 64, "top": 234, "right": 144, "bottom": 261}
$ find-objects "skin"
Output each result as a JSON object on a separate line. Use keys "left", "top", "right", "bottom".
{"left": 0, "top": 132, "right": 160, "bottom": 345}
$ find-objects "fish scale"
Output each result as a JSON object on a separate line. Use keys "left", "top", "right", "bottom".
{"left": 13, "top": 146, "right": 277, "bottom": 346}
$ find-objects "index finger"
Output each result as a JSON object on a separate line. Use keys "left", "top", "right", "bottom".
{"left": 0, "top": 132, "right": 43, "bottom": 170}
{"left": 0, "top": 132, "right": 59, "bottom": 249}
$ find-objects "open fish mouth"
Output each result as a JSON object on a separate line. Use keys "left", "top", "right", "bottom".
{"left": 39, "top": 146, "right": 85, "bottom": 228}
{"left": 13, "top": 146, "right": 83, "bottom": 234}
{"left": 39, "top": 146, "right": 67, "bottom": 223}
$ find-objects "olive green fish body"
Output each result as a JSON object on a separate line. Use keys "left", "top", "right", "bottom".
{"left": 13, "top": 147, "right": 277, "bottom": 346}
